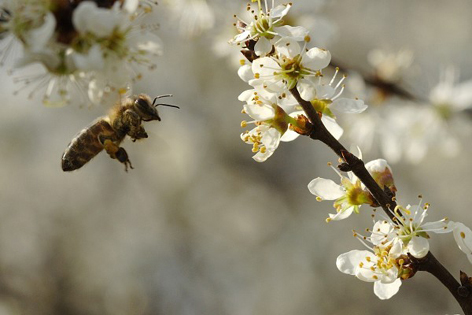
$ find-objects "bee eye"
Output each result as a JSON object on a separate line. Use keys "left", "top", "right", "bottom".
{"left": 136, "top": 98, "right": 155, "bottom": 114}
{"left": 135, "top": 97, "right": 160, "bottom": 121}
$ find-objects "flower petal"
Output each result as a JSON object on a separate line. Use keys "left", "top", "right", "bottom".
{"left": 374, "top": 279, "right": 402, "bottom": 300}
{"left": 275, "top": 25, "right": 309, "bottom": 41}
{"left": 254, "top": 37, "right": 273, "bottom": 56}
{"left": 321, "top": 115, "right": 343, "bottom": 140}
{"left": 336, "top": 250, "right": 372, "bottom": 275}
{"left": 453, "top": 222, "right": 472, "bottom": 258}
{"left": 302, "top": 47, "right": 331, "bottom": 70}
{"left": 307, "top": 178, "right": 344, "bottom": 200}
{"left": 331, "top": 98, "right": 368, "bottom": 114}
{"left": 407, "top": 236, "right": 429, "bottom": 258}
{"left": 328, "top": 206, "right": 354, "bottom": 221}
{"left": 270, "top": 4, "right": 291, "bottom": 19}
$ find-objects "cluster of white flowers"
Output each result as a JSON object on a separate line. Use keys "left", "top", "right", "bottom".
{"left": 337, "top": 200, "right": 454, "bottom": 299}
{"left": 0, "top": 0, "right": 162, "bottom": 106}
{"left": 346, "top": 52, "right": 472, "bottom": 164}
{"left": 309, "top": 156, "right": 472, "bottom": 299}
{"left": 230, "top": 0, "right": 367, "bottom": 162}
{"left": 228, "top": 0, "right": 472, "bottom": 308}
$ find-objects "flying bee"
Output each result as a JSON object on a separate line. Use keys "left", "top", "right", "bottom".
{"left": 61, "top": 94, "right": 178, "bottom": 172}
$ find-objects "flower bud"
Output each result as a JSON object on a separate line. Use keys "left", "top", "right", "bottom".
{"left": 365, "top": 159, "right": 396, "bottom": 193}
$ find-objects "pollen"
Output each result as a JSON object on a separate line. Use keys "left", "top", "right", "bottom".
{"left": 316, "top": 196, "right": 322, "bottom": 202}
{"left": 118, "top": 87, "right": 128, "bottom": 95}
{"left": 304, "top": 35, "right": 311, "bottom": 42}
{"left": 240, "top": 59, "right": 246, "bottom": 65}
{"left": 254, "top": 73, "right": 260, "bottom": 79}
{"left": 325, "top": 218, "right": 332, "bottom": 223}
{"left": 241, "top": 120, "right": 248, "bottom": 127}
{"left": 461, "top": 231, "right": 466, "bottom": 239}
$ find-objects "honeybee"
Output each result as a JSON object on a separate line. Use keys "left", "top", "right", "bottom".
{"left": 61, "top": 94, "right": 177, "bottom": 172}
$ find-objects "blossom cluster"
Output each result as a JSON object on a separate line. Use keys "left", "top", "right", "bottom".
{"left": 229, "top": 0, "right": 367, "bottom": 162}
{"left": 346, "top": 52, "right": 472, "bottom": 164}
{"left": 309, "top": 157, "right": 472, "bottom": 300}
{"left": 228, "top": 0, "right": 472, "bottom": 308}
{"left": 0, "top": 0, "right": 162, "bottom": 106}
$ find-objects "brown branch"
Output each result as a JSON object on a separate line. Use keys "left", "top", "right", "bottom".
{"left": 289, "top": 86, "right": 472, "bottom": 314}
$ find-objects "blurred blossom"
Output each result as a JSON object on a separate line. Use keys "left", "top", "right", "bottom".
{"left": 162, "top": 0, "right": 215, "bottom": 38}
{"left": 368, "top": 48, "right": 414, "bottom": 83}
{"left": 0, "top": 0, "right": 163, "bottom": 106}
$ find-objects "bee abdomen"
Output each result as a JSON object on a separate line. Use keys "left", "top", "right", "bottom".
{"left": 61, "top": 120, "right": 115, "bottom": 171}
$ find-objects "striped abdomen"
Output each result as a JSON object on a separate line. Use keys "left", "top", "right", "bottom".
{"left": 61, "top": 119, "right": 120, "bottom": 171}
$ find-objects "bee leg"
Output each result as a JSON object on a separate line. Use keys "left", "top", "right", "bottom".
{"left": 100, "top": 138, "right": 134, "bottom": 172}
{"left": 115, "top": 147, "right": 134, "bottom": 172}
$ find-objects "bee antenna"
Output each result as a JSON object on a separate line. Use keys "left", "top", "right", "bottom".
{"left": 155, "top": 103, "right": 180, "bottom": 109}
{"left": 152, "top": 94, "right": 173, "bottom": 106}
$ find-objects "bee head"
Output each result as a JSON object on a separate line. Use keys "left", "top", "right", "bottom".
{"left": 134, "top": 95, "right": 161, "bottom": 121}
{"left": 134, "top": 94, "right": 179, "bottom": 122}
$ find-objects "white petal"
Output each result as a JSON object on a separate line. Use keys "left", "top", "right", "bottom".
{"left": 365, "top": 159, "right": 391, "bottom": 173}
{"left": 407, "top": 236, "right": 429, "bottom": 258}
{"left": 280, "top": 129, "right": 300, "bottom": 142}
{"left": 131, "top": 32, "right": 163, "bottom": 56}
{"left": 374, "top": 279, "right": 402, "bottom": 300}
{"left": 336, "top": 250, "right": 372, "bottom": 275}
{"left": 238, "top": 65, "right": 254, "bottom": 82}
{"left": 254, "top": 37, "right": 273, "bottom": 56}
{"left": 307, "top": 178, "right": 344, "bottom": 200}
{"left": 122, "top": 0, "right": 139, "bottom": 13}
{"left": 303, "top": 47, "right": 331, "bottom": 70}
{"left": 243, "top": 103, "right": 275, "bottom": 121}
{"left": 321, "top": 115, "right": 343, "bottom": 140}
{"left": 238, "top": 89, "right": 255, "bottom": 102}
{"left": 275, "top": 25, "right": 309, "bottom": 41}
{"left": 389, "top": 239, "right": 404, "bottom": 258}
{"left": 72, "top": 2, "right": 97, "bottom": 33}
{"left": 72, "top": 44, "right": 104, "bottom": 71}
{"left": 328, "top": 206, "right": 354, "bottom": 221}
{"left": 231, "top": 30, "right": 250, "bottom": 44}
{"left": 453, "top": 222, "right": 472, "bottom": 257}
{"left": 275, "top": 38, "right": 301, "bottom": 58}
{"left": 421, "top": 220, "right": 453, "bottom": 233}
{"left": 253, "top": 127, "right": 281, "bottom": 162}
{"left": 252, "top": 57, "right": 280, "bottom": 77}
{"left": 297, "top": 78, "right": 317, "bottom": 101}
{"left": 269, "top": 4, "right": 291, "bottom": 19}
{"left": 25, "top": 13, "right": 56, "bottom": 52}
{"left": 331, "top": 98, "right": 368, "bottom": 114}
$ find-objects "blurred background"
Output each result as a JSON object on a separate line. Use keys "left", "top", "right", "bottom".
{"left": 1, "top": 0, "right": 472, "bottom": 314}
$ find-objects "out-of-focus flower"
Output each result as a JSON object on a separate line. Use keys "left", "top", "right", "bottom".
{"left": 0, "top": 0, "right": 162, "bottom": 106}
{"left": 368, "top": 49, "right": 413, "bottom": 83}
{"left": 162, "top": 0, "right": 215, "bottom": 38}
